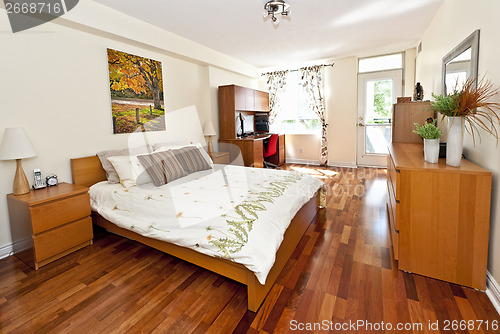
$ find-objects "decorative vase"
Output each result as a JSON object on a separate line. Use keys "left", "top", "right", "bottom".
{"left": 423, "top": 138, "right": 440, "bottom": 163}
{"left": 446, "top": 117, "right": 463, "bottom": 167}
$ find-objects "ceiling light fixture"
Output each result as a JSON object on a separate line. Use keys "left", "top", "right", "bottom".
{"left": 264, "top": 0, "right": 290, "bottom": 26}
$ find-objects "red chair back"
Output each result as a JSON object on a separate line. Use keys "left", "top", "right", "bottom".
{"left": 263, "top": 134, "right": 279, "bottom": 158}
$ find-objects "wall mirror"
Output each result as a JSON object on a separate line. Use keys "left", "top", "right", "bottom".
{"left": 442, "top": 30, "right": 480, "bottom": 94}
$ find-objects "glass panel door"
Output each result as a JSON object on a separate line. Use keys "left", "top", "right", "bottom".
{"left": 357, "top": 70, "right": 402, "bottom": 166}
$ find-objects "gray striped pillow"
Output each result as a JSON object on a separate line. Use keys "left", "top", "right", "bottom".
{"left": 171, "top": 146, "right": 211, "bottom": 173}
{"left": 137, "top": 150, "right": 187, "bottom": 186}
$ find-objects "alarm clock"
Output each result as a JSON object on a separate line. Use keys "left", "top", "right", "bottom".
{"left": 46, "top": 175, "right": 58, "bottom": 187}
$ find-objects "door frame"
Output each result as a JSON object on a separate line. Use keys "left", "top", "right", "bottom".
{"left": 356, "top": 69, "right": 403, "bottom": 167}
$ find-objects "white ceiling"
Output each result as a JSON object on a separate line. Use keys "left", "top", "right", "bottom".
{"left": 94, "top": 0, "right": 443, "bottom": 69}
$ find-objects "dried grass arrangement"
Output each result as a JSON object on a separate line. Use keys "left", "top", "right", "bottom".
{"left": 431, "top": 75, "right": 500, "bottom": 145}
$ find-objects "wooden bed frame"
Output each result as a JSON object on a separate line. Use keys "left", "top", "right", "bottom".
{"left": 70, "top": 156, "right": 320, "bottom": 312}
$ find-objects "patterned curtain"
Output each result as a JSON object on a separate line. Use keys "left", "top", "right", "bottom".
{"left": 265, "top": 70, "right": 288, "bottom": 124}
{"left": 300, "top": 65, "right": 328, "bottom": 165}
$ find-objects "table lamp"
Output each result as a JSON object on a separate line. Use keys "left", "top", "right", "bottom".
{"left": 203, "top": 121, "right": 217, "bottom": 156}
{"left": 0, "top": 128, "right": 37, "bottom": 195}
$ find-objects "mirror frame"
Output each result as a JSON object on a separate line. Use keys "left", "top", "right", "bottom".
{"left": 442, "top": 29, "right": 480, "bottom": 94}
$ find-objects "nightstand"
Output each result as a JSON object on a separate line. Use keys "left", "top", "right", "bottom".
{"left": 209, "top": 151, "right": 230, "bottom": 164}
{"left": 7, "top": 182, "right": 93, "bottom": 270}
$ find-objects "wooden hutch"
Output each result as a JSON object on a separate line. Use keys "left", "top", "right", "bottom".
{"left": 218, "top": 85, "right": 285, "bottom": 167}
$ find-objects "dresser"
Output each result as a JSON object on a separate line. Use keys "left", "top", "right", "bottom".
{"left": 387, "top": 143, "right": 491, "bottom": 289}
{"left": 7, "top": 183, "right": 93, "bottom": 270}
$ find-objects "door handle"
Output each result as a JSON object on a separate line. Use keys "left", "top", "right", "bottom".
{"left": 358, "top": 123, "right": 365, "bottom": 127}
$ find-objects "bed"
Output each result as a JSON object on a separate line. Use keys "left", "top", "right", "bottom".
{"left": 70, "top": 154, "right": 323, "bottom": 312}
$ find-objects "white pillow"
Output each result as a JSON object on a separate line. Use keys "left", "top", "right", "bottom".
{"left": 107, "top": 155, "right": 153, "bottom": 188}
{"left": 154, "top": 143, "right": 213, "bottom": 168}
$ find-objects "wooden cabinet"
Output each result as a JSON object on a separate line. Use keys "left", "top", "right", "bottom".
{"left": 387, "top": 143, "right": 491, "bottom": 289}
{"left": 218, "top": 85, "right": 275, "bottom": 168}
{"left": 209, "top": 151, "right": 230, "bottom": 164}
{"left": 7, "top": 183, "right": 93, "bottom": 270}
{"left": 234, "top": 86, "right": 250, "bottom": 111}
{"left": 218, "top": 85, "right": 270, "bottom": 140}
{"left": 255, "top": 90, "right": 270, "bottom": 112}
{"left": 392, "top": 101, "right": 434, "bottom": 143}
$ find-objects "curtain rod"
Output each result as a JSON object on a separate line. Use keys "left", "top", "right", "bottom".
{"left": 261, "top": 62, "right": 334, "bottom": 76}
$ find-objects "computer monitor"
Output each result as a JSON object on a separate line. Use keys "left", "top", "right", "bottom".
{"left": 242, "top": 114, "right": 254, "bottom": 135}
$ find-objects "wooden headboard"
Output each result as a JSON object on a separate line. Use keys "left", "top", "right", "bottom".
{"left": 71, "top": 156, "right": 107, "bottom": 188}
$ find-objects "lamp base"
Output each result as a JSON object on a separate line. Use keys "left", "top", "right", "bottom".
{"left": 207, "top": 136, "right": 213, "bottom": 156}
{"left": 13, "top": 159, "right": 30, "bottom": 196}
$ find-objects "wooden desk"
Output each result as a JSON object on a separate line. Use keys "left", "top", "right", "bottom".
{"left": 265, "top": 134, "right": 286, "bottom": 167}
{"left": 387, "top": 143, "right": 491, "bottom": 289}
{"left": 219, "top": 134, "right": 286, "bottom": 168}
{"left": 219, "top": 134, "right": 270, "bottom": 168}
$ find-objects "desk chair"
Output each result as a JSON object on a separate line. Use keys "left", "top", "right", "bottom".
{"left": 263, "top": 134, "right": 280, "bottom": 169}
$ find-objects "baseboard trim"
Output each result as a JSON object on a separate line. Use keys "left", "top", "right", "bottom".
{"left": 327, "top": 162, "right": 357, "bottom": 168}
{"left": 286, "top": 159, "right": 320, "bottom": 165}
{"left": 487, "top": 271, "right": 500, "bottom": 315}
{"left": 0, "top": 237, "right": 31, "bottom": 260}
{"left": 285, "top": 159, "right": 358, "bottom": 169}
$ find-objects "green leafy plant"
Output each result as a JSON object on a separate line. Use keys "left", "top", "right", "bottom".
{"left": 413, "top": 119, "right": 442, "bottom": 139}
{"left": 430, "top": 75, "right": 500, "bottom": 145}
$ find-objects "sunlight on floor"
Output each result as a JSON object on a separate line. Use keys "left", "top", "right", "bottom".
{"left": 365, "top": 179, "right": 387, "bottom": 207}
{"left": 290, "top": 166, "right": 339, "bottom": 179}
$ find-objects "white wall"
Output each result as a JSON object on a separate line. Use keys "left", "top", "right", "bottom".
{"left": 415, "top": 0, "right": 500, "bottom": 285}
{"left": 404, "top": 48, "right": 417, "bottom": 98}
{"left": 285, "top": 134, "right": 321, "bottom": 164}
{"left": 0, "top": 5, "right": 258, "bottom": 251}
{"left": 207, "top": 66, "right": 259, "bottom": 150}
{"left": 325, "top": 57, "right": 358, "bottom": 167}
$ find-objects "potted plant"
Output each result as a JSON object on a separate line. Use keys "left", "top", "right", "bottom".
{"left": 430, "top": 76, "right": 500, "bottom": 166}
{"left": 413, "top": 119, "right": 442, "bottom": 163}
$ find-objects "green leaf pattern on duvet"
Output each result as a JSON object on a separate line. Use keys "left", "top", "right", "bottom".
{"left": 207, "top": 173, "right": 304, "bottom": 259}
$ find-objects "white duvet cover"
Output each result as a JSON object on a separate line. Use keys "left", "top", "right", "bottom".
{"left": 89, "top": 165, "right": 324, "bottom": 284}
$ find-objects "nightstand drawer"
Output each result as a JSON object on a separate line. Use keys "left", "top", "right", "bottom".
{"left": 210, "top": 152, "right": 230, "bottom": 164}
{"left": 31, "top": 193, "right": 91, "bottom": 234}
{"left": 33, "top": 217, "right": 93, "bottom": 262}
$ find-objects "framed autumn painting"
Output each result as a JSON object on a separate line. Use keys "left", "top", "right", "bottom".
{"left": 107, "top": 49, "right": 166, "bottom": 134}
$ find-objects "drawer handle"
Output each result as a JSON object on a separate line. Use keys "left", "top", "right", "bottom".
{"left": 396, "top": 169, "right": 400, "bottom": 174}
{"left": 396, "top": 200, "right": 400, "bottom": 204}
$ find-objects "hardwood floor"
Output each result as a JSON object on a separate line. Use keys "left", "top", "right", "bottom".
{"left": 1, "top": 165, "right": 499, "bottom": 333}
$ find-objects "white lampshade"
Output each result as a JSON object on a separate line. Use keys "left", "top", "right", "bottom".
{"left": 0, "top": 127, "right": 37, "bottom": 160}
{"left": 203, "top": 121, "right": 216, "bottom": 136}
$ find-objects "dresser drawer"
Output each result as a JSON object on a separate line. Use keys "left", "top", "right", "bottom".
{"left": 393, "top": 229, "right": 399, "bottom": 260}
{"left": 33, "top": 217, "right": 93, "bottom": 262}
{"left": 387, "top": 155, "right": 400, "bottom": 201}
{"left": 31, "top": 193, "right": 91, "bottom": 234}
{"left": 387, "top": 178, "right": 400, "bottom": 231}
{"left": 387, "top": 200, "right": 399, "bottom": 261}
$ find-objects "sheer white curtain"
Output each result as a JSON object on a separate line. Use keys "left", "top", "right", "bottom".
{"left": 265, "top": 70, "right": 288, "bottom": 124}
{"left": 300, "top": 65, "right": 328, "bottom": 165}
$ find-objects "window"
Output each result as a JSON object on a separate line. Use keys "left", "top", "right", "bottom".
{"left": 270, "top": 71, "right": 321, "bottom": 134}
{"left": 358, "top": 53, "right": 403, "bottom": 73}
